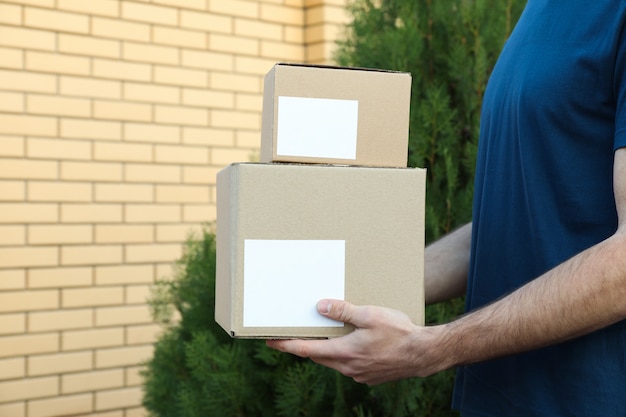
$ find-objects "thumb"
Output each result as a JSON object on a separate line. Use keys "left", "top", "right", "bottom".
{"left": 317, "top": 299, "right": 366, "bottom": 328}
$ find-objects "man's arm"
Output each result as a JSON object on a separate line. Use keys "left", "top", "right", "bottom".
{"left": 268, "top": 149, "right": 626, "bottom": 385}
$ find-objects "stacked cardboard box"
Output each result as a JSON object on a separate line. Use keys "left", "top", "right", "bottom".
{"left": 216, "top": 63, "right": 426, "bottom": 338}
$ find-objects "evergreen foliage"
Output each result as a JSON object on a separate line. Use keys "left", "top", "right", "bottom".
{"left": 143, "top": 1, "right": 526, "bottom": 416}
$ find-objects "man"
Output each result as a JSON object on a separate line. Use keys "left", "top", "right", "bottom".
{"left": 268, "top": 1, "right": 626, "bottom": 415}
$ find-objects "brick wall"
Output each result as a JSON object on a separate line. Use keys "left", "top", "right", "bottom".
{"left": 0, "top": 0, "right": 349, "bottom": 416}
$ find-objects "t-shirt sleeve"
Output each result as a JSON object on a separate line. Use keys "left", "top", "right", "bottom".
{"left": 614, "top": 22, "right": 626, "bottom": 150}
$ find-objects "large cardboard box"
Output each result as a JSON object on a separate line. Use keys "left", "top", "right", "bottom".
{"left": 215, "top": 163, "right": 426, "bottom": 338}
{"left": 260, "top": 63, "right": 412, "bottom": 167}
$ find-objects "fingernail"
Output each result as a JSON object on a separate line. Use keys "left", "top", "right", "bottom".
{"left": 318, "top": 300, "right": 331, "bottom": 315}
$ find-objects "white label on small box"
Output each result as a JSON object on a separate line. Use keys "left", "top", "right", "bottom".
{"left": 276, "top": 96, "right": 358, "bottom": 160}
{"left": 243, "top": 239, "right": 345, "bottom": 327}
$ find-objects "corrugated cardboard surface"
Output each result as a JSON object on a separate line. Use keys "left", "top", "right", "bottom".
{"left": 216, "top": 163, "right": 426, "bottom": 338}
{"left": 260, "top": 63, "right": 412, "bottom": 167}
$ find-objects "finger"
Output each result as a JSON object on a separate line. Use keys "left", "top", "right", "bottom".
{"left": 318, "top": 299, "right": 371, "bottom": 329}
{"left": 266, "top": 337, "right": 344, "bottom": 360}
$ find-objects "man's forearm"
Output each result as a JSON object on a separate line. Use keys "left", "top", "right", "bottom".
{"left": 424, "top": 223, "right": 472, "bottom": 305}
{"left": 433, "top": 230, "right": 626, "bottom": 371}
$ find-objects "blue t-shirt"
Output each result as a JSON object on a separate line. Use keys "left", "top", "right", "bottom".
{"left": 453, "top": 1, "right": 626, "bottom": 416}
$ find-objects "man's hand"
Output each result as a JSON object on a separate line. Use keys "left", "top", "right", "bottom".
{"left": 266, "top": 299, "right": 452, "bottom": 385}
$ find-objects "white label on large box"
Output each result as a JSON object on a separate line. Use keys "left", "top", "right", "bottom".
{"left": 243, "top": 239, "right": 345, "bottom": 327}
{"left": 276, "top": 96, "right": 358, "bottom": 160}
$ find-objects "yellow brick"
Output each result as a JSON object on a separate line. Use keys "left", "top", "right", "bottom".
{"left": 0, "top": 181, "right": 25, "bottom": 202}
{"left": 156, "top": 184, "right": 210, "bottom": 203}
{"left": 0, "top": 333, "right": 58, "bottom": 358}
{"left": 123, "top": 42, "right": 178, "bottom": 66}
{"left": 182, "top": 165, "right": 222, "bottom": 184}
{"left": 209, "top": 33, "right": 258, "bottom": 55}
{"left": 182, "top": 127, "right": 234, "bottom": 147}
{"left": 29, "top": 309, "right": 93, "bottom": 332}
{"left": 92, "top": 17, "right": 151, "bottom": 42}
{"left": 211, "top": 72, "right": 260, "bottom": 93}
{"left": 124, "top": 163, "right": 181, "bottom": 183}
{"left": 94, "top": 141, "right": 153, "bottom": 163}
{"left": 183, "top": 204, "right": 216, "bottom": 223}
{"left": 0, "top": 289, "right": 58, "bottom": 313}
{"left": 208, "top": 0, "right": 259, "bottom": 18}
{"left": 235, "top": 17, "right": 282, "bottom": 40}
{"left": 125, "top": 285, "right": 151, "bottom": 304}
{"left": 182, "top": 88, "right": 234, "bottom": 109}
{"left": 237, "top": 130, "right": 261, "bottom": 149}
{"left": 153, "top": 26, "right": 206, "bottom": 49}
{"left": 61, "top": 161, "right": 123, "bottom": 182}
{"left": 93, "top": 59, "right": 151, "bottom": 82}
{"left": 261, "top": 3, "right": 304, "bottom": 24}
{"left": 154, "top": 105, "right": 208, "bottom": 126}
{"left": 0, "top": 357, "right": 25, "bottom": 380}
{"left": 27, "top": 181, "right": 92, "bottom": 203}
{"left": 126, "top": 323, "right": 161, "bottom": 344}
{"left": 210, "top": 147, "right": 254, "bottom": 165}
{"left": 125, "top": 243, "right": 183, "bottom": 263}
{"left": 60, "top": 76, "right": 122, "bottom": 100}
{"left": 27, "top": 137, "right": 91, "bottom": 160}
{"left": 211, "top": 109, "right": 260, "bottom": 129}
{"left": 0, "top": 3, "right": 21, "bottom": 24}
{"left": 59, "top": 34, "right": 120, "bottom": 59}
{"left": 284, "top": 25, "right": 305, "bottom": 43}
{"left": 181, "top": 49, "right": 233, "bottom": 71}
{"left": 29, "top": 266, "right": 92, "bottom": 288}
{"left": 154, "top": 0, "right": 205, "bottom": 10}
{"left": 0, "top": 26, "right": 55, "bottom": 51}
{"left": 58, "top": 0, "right": 119, "bottom": 17}
{"left": 61, "top": 245, "right": 123, "bottom": 266}
{"left": 63, "top": 286, "right": 124, "bottom": 308}
{"left": 0, "top": 158, "right": 57, "bottom": 180}
{"left": 74, "top": 411, "right": 123, "bottom": 417}
{"left": 28, "top": 351, "right": 92, "bottom": 376}
{"left": 95, "top": 387, "right": 143, "bottom": 411}
{"left": 0, "top": 313, "right": 25, "bottom": 336}
{"left": 306, "top": 3, "right": 350, "bottom": 25}
{"left": 26, "top": 51, "right": 91, "bottom": 76}
{"left": 61, "top": 204, "right": 123, "bottom": 223}
{"left": 94, "top": 224, "right": 153, "bottom": 243}
{"left": 0, "top": 203, "right": 58, "bottom": 224}
{"left": 154, "top": 65, "right": 208, "bottom": 88}
{"left": 305, "top": 22, "right": 342, "bottom": 44}
{"left": 154, "top": 143, "right": 208, "bottom": 164}
{"left": 122, "top": 2, "right": 178, "bottom": 25}
{"left": 95, "top": 264, "right": 153, "bottom": 285}
{"left": 0, "top": 46, "right": 23, "bottom": 69}
{"left": 0, "top": 113, "right": 57, "bottom": 136}
{"left": 180, "top": 10, "right": 232, "bottom": 34}
{"left": 95, "top": 184, "right": 153, "bottom": 203}
{"left": 61, "top": 118, "right": 122, "bottom": 141}
{"left": 27, "top": 393, "right": 93, "bottom": 417}
{"left": 95, "top": 305, "right": 152, "bottom": 327}
{"left": 0, "top": 225, "right": 25, "bottom": 246}
{"left": 62, "top": 327, "right": 124, "bottom": 351}
{"left": 28, "top": 224, "right": 93, "bottom": 245}
{"left": 124, "top": 204, "right": 180, "bottom": 223}
{"left": 0, "top": 402, "right": 25, "bottom": 417}
{"left": 25, "top": 7, "right": 90, "bottom": 33}
{"left": 0, "top": 136, "right": 24, "bottom": 157}
{"left": 124, "top": 82, "right": 179, "bottom": 104}
{"left": 0, "top": 91, "right": 25, "bottom": 112}
{"left": 26, "top": 94, "right": 91, "bottom": 117}
{"left": 234, "top": 55, "right": 276, "bottom": 75}
{"left": 236, "top": 93, "right": 263, "bottom": 112}
{"left": 94, "top": 100, "right": 152, "bottom": 122}
{"left": 0, "top": 269, "right": 26, "bottom": 290}
{"left": 261, "top": 39, "right": 305, "bottom": 61}
{"left": 124, "top": 366, "right": 143, "bottom": 387}
{"left": 124, "top": 122, "right": 180, "bottom": 144}
{"left": 0, "top": 376, "right": 58, "bottom": 403}
{"left": 62, "top": 369, "right": 124, "bottom": 395}
{"left": 156, "top": 223, "right": 203, "bottom": 242}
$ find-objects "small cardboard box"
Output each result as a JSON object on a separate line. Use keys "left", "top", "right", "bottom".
{"left": 260, "top": 63, "right": 412, "bottom": 167}
{"left": 215, "top": 163, "right": 426, "bottom": 338}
